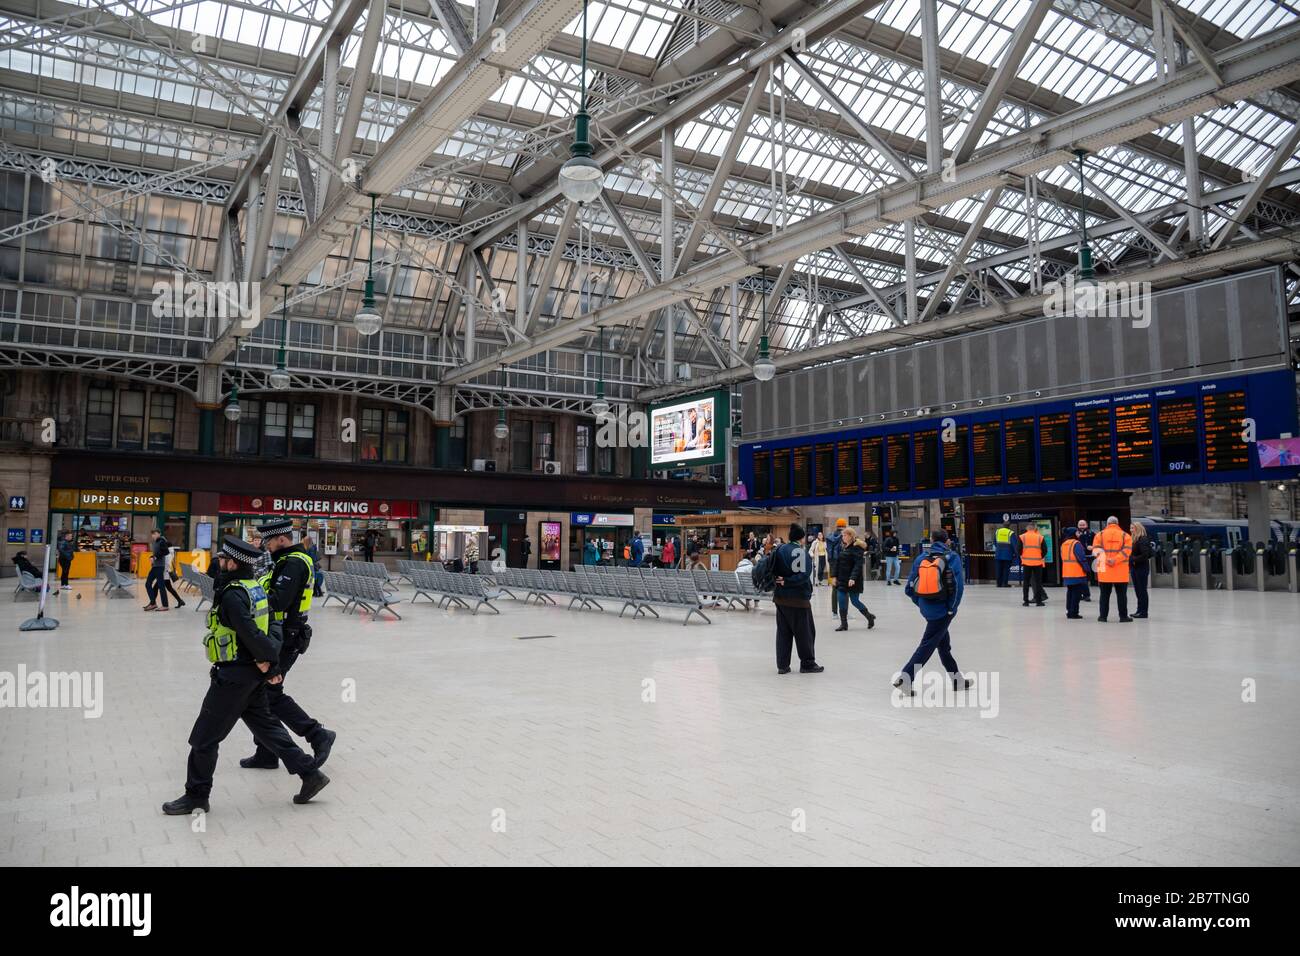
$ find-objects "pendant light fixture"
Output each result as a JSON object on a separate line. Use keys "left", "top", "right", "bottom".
{"left": 591, "top": 323, "right": 609, "bottom": 418}
{"left": 753, "top": 266, "right": 776, "bottom": 382}
{"left": 224, "top": 336, "right": 242, "bottom": 422}
{"left": 557, "top": 0, "right": 603, "bottom": 205}
{"left": 494, "top": 365, "right": 509, "bottom": 440}
{"left": 269, "top": 284, "right": 291, "bottom": 390}
{"left": 354, "top": 194, "right": 383, "bottom": 335}
{"left": 1074, "top": 149, "right": 1094, "bottom": 282}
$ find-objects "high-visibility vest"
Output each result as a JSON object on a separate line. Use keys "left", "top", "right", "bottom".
{"left": 995, "top": 527, "right": 1013, "bottom": 546}
{"left": 204, "top": 578, "right": 269, "bottom": 663}
{"left": 1061, "top": 539, "right": 1086, "bottom": 582}
{"left": 260, "top": 549, "right": 314, "bottom": 621}
{"left": 1097, "top": 525, "right": 1132, "bottom": 583}
{"left": 1019, "top": 529, "right": 1045, "bottom": 566}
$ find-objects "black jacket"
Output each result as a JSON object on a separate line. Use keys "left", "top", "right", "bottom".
{"left": 265, "top": 544, "right": 312, "bottom": 625}
{"left": 14, "top": 555, "right": 40, "bottom": 579}
{"left": 883, "top": 535, "right": 900, "bottom": 557}
{"left": 772, "top": 541, "right": 813, "bottom": 606}
{"left": 151, "top": 535, "right": 170, "bottom": 570}
{"left": 833, "top": 542, "right": 866, "bottom": 593}
{"left": 214, "top": 572, "right": 279, "bottom": 665}
{"left": 1130, "top": 536, "right": 1152, "bottom": 568}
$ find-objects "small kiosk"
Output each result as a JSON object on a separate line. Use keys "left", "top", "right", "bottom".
{"left": 674, "top": 510, "right": 802, "bottom": 571}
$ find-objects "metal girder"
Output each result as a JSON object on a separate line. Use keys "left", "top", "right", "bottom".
{"left": 782, "top": 52, "right": 916, "bottom": 181}
{"left": 951, "top": 0, "right": 1053, "bottom": 166}
{"left": 328, "top": 0, "right": 386, "bottom": 206}
{"left": 832, "top": 244, "right": 899, "bottom": 324}
{"left": 919, "top": 0, "right": 943, "bottom": 173}
{"left": 1153, "top": 0, "right": 1222, "bottom": 84}
{"left": 207, "top": 0, "right": 588, "bottom": 365}
{"left": 1210, "top": 119, "right": 1300, "bottom": 251}
{"left": 744, "top": 260, "right": 797, "bottom": 362}
{"left": 1078, "top": 171, "right": 1180, "bottom": 261}
{"left": 524, "top": 201, "right": 579, "bottom": 335}
{"left": 918, "top": 186, "right": 1006, "bottom": 322}
{"left": 430, "top": 0, "right": 473, "bottom": 56}
{"left": 441, "top": 21, "right": 1300, "bottom": 387}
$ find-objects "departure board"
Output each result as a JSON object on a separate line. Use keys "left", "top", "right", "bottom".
{"left": 1076, "top": 406, "right": 1114, "bottom": 480}
{"left": 791, "top": 446, "right": 812, "bottom": 497}
{"left": 837, "top": 441, "right": 859, "bottom": 494}
{"left": 1004, "top": 417, "right": 1035, "bottom": 485}
{"left": 912, "top": 430, "right": 939, "bottom": 492}
{"left": 752, "top": 450, "right": 771, "bottom": 498}
{"left": 772, "top": 448, "right": 790, "bottom": 498}
{"left": 972, "top": 421, "right": 1002, "bottom": 487}
{"left": 814, "top": 444, "right": 834, "bottom": 497}
{"left": 860, "top": 437, "right": 884, "bottom": 494}
{"left": 886, "top": 435, "right": 910, "bottom": 493}
{"left": 1039, "top": 413, "right": 1072, "bottom": 482}
{"left": 1115, "top": 401, "right": 1155, "bottom": 477}
{"left": 943, "top": 425, "right": 969, "bottom": 489}
{"left": 1157, "top": 398, "right": 1199, "bottom": 474}
{"left": 1203, "top": 390, "right": 1250, "bottom": 472}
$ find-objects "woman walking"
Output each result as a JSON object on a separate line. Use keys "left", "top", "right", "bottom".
{"left": 833, "top": 528, "right": 876, "bottom": 631}
{"left": 808, "top": 531, "right": 828, "bottom": 586}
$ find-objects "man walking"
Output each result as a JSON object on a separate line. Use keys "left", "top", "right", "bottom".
{"left": 1095, "top": 515, "right": 1133, "bottom": 623}
{"left": 771, "top": 524, "right": 822, "bottom": 675}
{"left": 893, "top": 530, "right": 969, "bottom": 694}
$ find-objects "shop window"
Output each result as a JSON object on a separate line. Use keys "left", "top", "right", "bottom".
{"left": 384, "top": 409, "right": 409, "bottom": 463}
{"left": 148, "top": 391, "right": 175, "bottom": 451}
{"left": 533, "top": 422, "right": 554, "bottom": 471}
{"left": 85, "top": 386, "right": 114, "bottom": 448}
{"left": 360, "top": 407, "right": 384, "bottom": 461}
{"left": 597, "top": 444, "right": 615, "bottom": 476}
{"left": 263, "top": 400, "right": 288, "bottom": 457}
{"left": 292, "top": 402, "right": 316, "bottom": 457}
{"left": 575, "top": 423, "right": 591, "bottom": 474}
{"left": 117, "top": 390, "right": 145, "bottom": 449}
{"left": 236, "top": 398, "right": 261, "bottom": 455}
{"left": 510, "top": 420, "right": 532, "bottom": 472}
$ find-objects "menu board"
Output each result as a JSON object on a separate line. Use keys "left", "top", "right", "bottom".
{"left": 1157, "top": 398, "right": 1199, "bottom": 475}
{"left": 791, "top": 446, "right": 812, "bottom": 497}
{"left": 1076, "top": 406, "right": 1113, "bottom": 480}
{"left": 860, "top": 437, "right": 884, "bottom": 494}
{"left": 1202, "top": 390, "right": 1250, "bottom": 472}
{"left": 912, "top": 430, "right": 939, "bottom": 492}
{"left": 1115, "top": 401, "right": 1155, "bottom": 477}
{"left": 1039, "top": 413, "right": 1072, "bottom": 482}
{"left": 815, "top": 444, "right": 834, "bottom": 497}
{"left": 837, "top": 441, "right": 859, "bottom": 494}
{"left": 886, "top": 435, "right": 910, "bottom": 493}
{"left": 942, "top": 425, "right": 969, "bottom": 489}
{"left": 752, "top": 450, "right": 771, "bottom": 498}
{"left": 972, "top": 421, "right": 1002, "bottom": 487}
{"left": 1004, "top": 417, "right": 1035, "bottom": 485}
{"left": 772, "top": 448, "right": 790, "bottom": 498}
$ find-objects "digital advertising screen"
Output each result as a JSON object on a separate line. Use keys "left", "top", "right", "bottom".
{"left": 912, "top": 429, "right": 939, "bottom": 492}
{"left": 539, "top": 521, "right": 563, "bottom": 562}
{"left": 1039, "top": 413, "right": 1072, "bottom": 483}
{"left": 837, "top": 441, "right": 859, "bottom": 495}
{"left": 1115, "top": 400, "right": 1155, "bottom": 478}
{"left": 791, "top": 446, "right": 812, "bottom": 498}
{"left": 860, "top": 438, "right": 884, "bottom": 495}
{"left": 1075, "top": 406, "right": 1114, "bottom": 480}
{"left": 942, "top": 425, "right": 969, "bottom": 489}
{"left": 1202, "top": 390, "right": 1250, "bottom": 472}
{"left": 1258, "top": 436, "right": 1300, "bottom": 468}
{"left": 972, "top": 421, "right": 1002, "bottom": 487}
{"left": 815, "top": 444, "right": 834, "bottom": 497}
{"left": 1004, "top": 417, "right": 1035, "bottom": 485}
{"left": 1157, "top": 397, "right": 1199, "bottom": 475}
{"left": 886, "top": 435, "right": 910, "bottom": 493}
{"left": 648, "top": 390, "right": 728, "bottom": 470}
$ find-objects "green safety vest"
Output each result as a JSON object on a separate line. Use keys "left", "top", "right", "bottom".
{"left": 995, "top": 527, "right": 1013, "bottom": 545}
{"left": 259, "top": 549, "right": 314, "bottom": 621}
{"left": 204, "top": 578, "right": 270, "bottom": 663}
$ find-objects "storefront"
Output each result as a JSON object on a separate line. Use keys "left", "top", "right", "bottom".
{"left": 47, "top": 486, "right": 192, "bottom": 578}
{"left": 433, "top": 523, "right": 488, "bottom": 569}
{"left": 217, "top": 494, "right": 424, "bottom": 570}
{"left": 570, "top": 512, "right": 635, "bottom": 566}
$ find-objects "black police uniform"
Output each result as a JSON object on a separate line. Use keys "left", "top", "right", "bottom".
{"left": 245, "top": 543, "right": 334, "bottom": 769}
{"left": 163, "top": 561, "right": 327, "bottom": 814}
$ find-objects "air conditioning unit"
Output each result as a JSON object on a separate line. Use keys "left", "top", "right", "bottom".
{"left": 472, "top": 459, "right": 497, "bottom": 472}
{"left": 542, "top": 460, "right": 562, "bottom": 476}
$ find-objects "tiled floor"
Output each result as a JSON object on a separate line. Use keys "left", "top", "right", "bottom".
{"left": 2, "top": 575, "right": 1298, "bottom": 866}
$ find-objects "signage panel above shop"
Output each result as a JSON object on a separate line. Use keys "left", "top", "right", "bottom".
{"left": 221, "top": 495, "right": 420, "bottom": 519}
{"left": 570, "top": 512, "right": 635, "bottom": 527}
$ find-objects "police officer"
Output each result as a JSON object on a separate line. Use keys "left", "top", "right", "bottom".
{"left": 162, "top": 536, "right": 329, "bottom": 815}
{"left": 241, "top": 518, "right": 336, "bottom": 771}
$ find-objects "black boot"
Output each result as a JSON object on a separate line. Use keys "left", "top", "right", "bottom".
{"left": 240, "top": 752, "right": 279, "bottom": 770}
{"left": 310, "top": 728, "right": 337, "bottom": 769}
{"left": 293, "top": 770, "right": 330, "bottom": 804}
{"left": 861, "top": 607, "right": 876, "bottom": 629}
{"left": 162, "top": 794, "right": 209, "bottom": 815}
{"left": 834, "top": 623, "right": 848, "bottom": 631}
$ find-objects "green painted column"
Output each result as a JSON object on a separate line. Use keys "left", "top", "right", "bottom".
{"left": 434, "top": 425, "right": 450, "bottom": 468}
{"left": 632, "top": 445, "right": 649, "bottom": 479}
{"left": 198, "top": 408, "right": 216, "bottom": 456}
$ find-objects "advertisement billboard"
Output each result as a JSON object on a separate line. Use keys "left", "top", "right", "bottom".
{"left": 648, "top": 389, "right": 729, "bottom": 470}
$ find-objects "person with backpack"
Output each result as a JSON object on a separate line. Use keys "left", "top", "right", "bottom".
{"left": 832, "top": 528, "right": 876, "bottom": 631}
{"left": 761, "top": 523, "right": 822, "bottom": 675}
{"left": 1060, "top": 528, "right": 1089, "bottom": 620}
{"left": 893, "top": 530, "right": 969, "bottom": 694}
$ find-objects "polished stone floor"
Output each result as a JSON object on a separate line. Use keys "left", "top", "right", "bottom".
{"left": 2, "top": 573, "right": 1298, "bottom": 866}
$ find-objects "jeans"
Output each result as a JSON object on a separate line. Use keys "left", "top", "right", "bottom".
{"left": 838, "top": 589, "right": 871, "bottom": 626}
{"left": 885, "top": 556, "right": 901, "bottom": 582}
{"left": 1131, "top": 564, "right": 1149, "bottom": 616}
{"left": 899, "top": 614, "right": 958, "bottom": 681}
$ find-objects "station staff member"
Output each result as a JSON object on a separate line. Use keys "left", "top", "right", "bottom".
{"left": 1094, "top": 516, "right": 1133, "bottom": 623}
{"left": 1018, "top": 524, "right": 1047, "bottom": 607}
{"left": 240, "top": 518, "right": 336, "bottom": 772}
{"left": 993, "top": 521, "right": 1015, "bottom": 588}
{"left": 1060, "top": 529, "right": 1089, "bottom": 619}
{"left": 1075, "top": 520, "right": 1095, "bottom": 601}
{"left": 162, "top": 536, "right": 330, "bottom": 816}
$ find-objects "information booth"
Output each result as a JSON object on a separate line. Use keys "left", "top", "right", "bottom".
{"left": 674, "top": 510, "right": 802, "bottom": 571}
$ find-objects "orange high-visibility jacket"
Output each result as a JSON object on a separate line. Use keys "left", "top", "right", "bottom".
{"left": 1060, "top": 539, "right": 1086, "bottom": 582}
{"left": 1095, "top": 525, "right": 1132, "bottom": 583}
{"left": 1019, "top": 528, "right": 1045, "bottom": 567}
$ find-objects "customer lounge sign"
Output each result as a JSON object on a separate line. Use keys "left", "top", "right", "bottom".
{"left": 220, "top": 494, "right": 419, "bottom": 519}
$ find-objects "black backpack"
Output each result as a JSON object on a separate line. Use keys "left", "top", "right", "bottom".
{"left": 751, "top": 553, "right": 776, "bottom": 592}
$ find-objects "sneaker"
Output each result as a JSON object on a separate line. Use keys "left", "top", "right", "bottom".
{"left": 892, "top": 676, "right": 915, "bottom": 697}
{"left": 239, "top": 753, "right": 279, "bottom": 770}
{"left": 293, "top": 771, "right": 330, "bottom": 805}
{"left": 60, "top": 585, "right": 72, "bottom": 591}
{"left": 1132, "top": 612, "right": 1148, "bottom": 619}
{"left": 142, "top": 604, "right": 158, "bottom": 611}
{"left": 799, "top": 663, "right": 825, "bottom": 673}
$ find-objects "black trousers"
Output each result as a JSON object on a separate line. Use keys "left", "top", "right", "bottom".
{"left": 774, "top": 603, "right": 816, "bottom": 670}
{"left": 58, "top": 555, "right": 71, "bottom": 586}
{"left": 252, "top": 640, "right": 324, "bottom": 764}
{"left": 185, "top": 664, "right": 315, "bottom": 798}
{"left": 1099, "top": 582, "right": 1129, "bottom": 621}
{"left": 1131, "top": 565, "right": 1149, "bottom": 616}
{"left": 995, "top": 559, "right": 1011, "bottom": 587}
{"left": 1022, "top": 566, "right": 1046, "bottom": 604}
